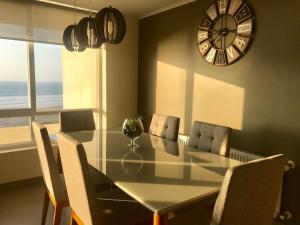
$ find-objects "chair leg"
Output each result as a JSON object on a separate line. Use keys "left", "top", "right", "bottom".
{"left": 70, "top": 211, "right": 78, "bottom": 225}
{"left": 154, "top": 213, "right": 168, "bottom": 225}
{"left": 53, "top": 203, "right": 64, "bottom": 225}
{"left": 41, "top": 189, "right": 50, "bottom": 225}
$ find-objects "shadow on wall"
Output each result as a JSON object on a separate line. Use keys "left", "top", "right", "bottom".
{"left": 155, "top": 60, "right": 245, "bottom": 134}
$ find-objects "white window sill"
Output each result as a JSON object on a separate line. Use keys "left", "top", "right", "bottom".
{"left": 0, "top": 143, "right": 57, "bottom": 153}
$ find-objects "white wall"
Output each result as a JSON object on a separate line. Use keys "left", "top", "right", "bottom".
{"left": 104, "top": 15, "right": 139, "bottom": 129}
{"left": 0, "top": 147, "right": 56, "bottom": 184}
{"left": 0, "top": 149, "right": 41, "bottom": 184}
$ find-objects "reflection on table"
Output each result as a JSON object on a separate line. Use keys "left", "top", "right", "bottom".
{"left": 60, "top": 130, "right": 240, "bottom": 214}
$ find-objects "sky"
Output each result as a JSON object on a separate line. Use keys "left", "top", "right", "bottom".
{"left": 0, "top": 39, "right": 62, "bottom": 82}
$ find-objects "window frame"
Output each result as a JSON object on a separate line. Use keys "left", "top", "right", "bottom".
{"left": 0, "top": 40, "right": 62, "bottom": 151}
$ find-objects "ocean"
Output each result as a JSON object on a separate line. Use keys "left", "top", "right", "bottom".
{"left": 0, "top": 81, "right": 63, "bottom": 127}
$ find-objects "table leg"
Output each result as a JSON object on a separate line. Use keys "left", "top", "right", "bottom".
{"left": 153, "top": 212, "right": 168, "bottom": 225}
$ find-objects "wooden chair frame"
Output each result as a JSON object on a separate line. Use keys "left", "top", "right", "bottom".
{"left": 69, "top": 210, "right": 85, "bottom": 225}
{"left": 41, "top": 187, "right": 69, "bottom": 225}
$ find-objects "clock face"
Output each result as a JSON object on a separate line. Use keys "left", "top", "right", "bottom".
{"left": 197, "top": 0, "right": 255, "bottom": 65}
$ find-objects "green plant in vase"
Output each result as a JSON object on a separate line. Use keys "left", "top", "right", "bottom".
{"left": 122, "top": 116, "right": 144, "bottom": 146}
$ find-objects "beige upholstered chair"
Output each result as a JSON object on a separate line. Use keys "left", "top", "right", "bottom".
{"left": 169, "top": 154, "right": 286, "bottom": 225}
{"left": 188, "top": 121, "right": 231, "bottom": 157}
{"left": 149, "top": 113, "right": 180, "bottom": 141}
{"left": 59, "top": 109, "right": 95, "bottom": 132}
{"left": 59, "top": 110, "right": 116, "bottom": 191}
{"left": 58, "top": 109, "right": 96, "bottom": 175}
{"left": 33, "top": 122, "right": 112, "bottom": 225}
{"left": 32, "top": 121, "right": 69, "bottom": 225}
{"left": 56, "top": 132, "right": 152, "bottom": 225}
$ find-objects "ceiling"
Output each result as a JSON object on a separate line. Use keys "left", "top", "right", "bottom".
{"left": 39, "top": 0, "right": 195, "bottom": 18}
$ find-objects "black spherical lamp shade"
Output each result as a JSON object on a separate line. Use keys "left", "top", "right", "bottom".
{"left": 63, "top": 24, "right": 86, "bottom": 52}
{"left": 95, "top": 6, "right": 126, "bottom": 44}
{"left": 77, "top": 16, "right": 102, "bottom": 48}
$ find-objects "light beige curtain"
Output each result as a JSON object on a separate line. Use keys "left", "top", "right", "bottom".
{"left": 0, "top": 0, "right": 87, "bottom": 44}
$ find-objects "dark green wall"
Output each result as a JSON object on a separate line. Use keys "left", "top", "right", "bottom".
{"left": 138, "top": 0, "right": 300, "bottom": 223}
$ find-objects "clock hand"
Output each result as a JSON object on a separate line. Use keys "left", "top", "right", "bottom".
{"left": 210, "top": 31, "right": 221, "bottom": 34}
{"left": 224, "top": 16, "right": 227, "bottom": 49}
{"left": 214, "top": 35, "right": 222, "bottom": 45}
{"left": 211, "top": 33, "right": 221, "bottom": 43}
{"left": 221, "top": 15, "right": 224, "bottom": 30}
{"left": 220, "top": 35, "right": 223, "bottom": 49}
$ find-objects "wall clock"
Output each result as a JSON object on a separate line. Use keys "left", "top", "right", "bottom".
{"left": 197, "top": 0, "right": 255, "bottom": 65}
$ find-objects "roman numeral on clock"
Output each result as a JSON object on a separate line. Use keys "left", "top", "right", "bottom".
{"left": 199, "top": 15, "right": 212, "bottom": 30}
{"left": 233, "top": 36, "right": 249, "bottom": 52}
{"left": 198, "top": 40, "right": 211, "bottom": 56}
{"left": 206, "top": 3, "right": 218, "bottom": 20}
{"left": 215, "top": 50, "right": 227, "bottom": 65}
{"left": 217, "top": 0, "right": 228, "bottom": 15}
{"left": 237, "top": 20, "right": 253, "bottom": 36}
{"left": 226, "top": 46, "right": 240, "bottom": 63}
{"left": 228, "top": 0, "right": 242, "bottom": 16}
{"left": 235, "top": 4, "right": 252, "bottom": 23}
{"left": 197, "top": 30, "right": 209, "bottom": 43}
{"left": 206, "top": 47, "right": 217, "bottom": 63}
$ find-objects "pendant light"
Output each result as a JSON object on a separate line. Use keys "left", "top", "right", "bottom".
{"left": 77, "top": 0, "right": 102, "bottom": 48}
{"left": 95, "top": 6, "right": 126, "bottom": 44}
{"left": 63, "top": 0, "right": 86, "bottom": 52}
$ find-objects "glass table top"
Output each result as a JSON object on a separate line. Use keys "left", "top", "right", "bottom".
{"left": 54, "top": 130, "right": 240, "bottom": 214}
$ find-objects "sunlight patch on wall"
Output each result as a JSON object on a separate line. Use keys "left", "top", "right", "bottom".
{"left": 155, "top": 61, "right": 187, "bottom": 133}
{"left": 192, "top": 73, "right": 244, "bottom": 130}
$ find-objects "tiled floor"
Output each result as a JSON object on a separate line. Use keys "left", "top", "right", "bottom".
{"left": 0, "top": 179, "right": 70, "bottom": 225}
{"left": 0, "top": 178, "right": 285, "bottom": 225}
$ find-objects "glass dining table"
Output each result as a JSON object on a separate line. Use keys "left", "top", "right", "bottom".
{"left": 52, "top": 129, "right": 240, "bottom": 225}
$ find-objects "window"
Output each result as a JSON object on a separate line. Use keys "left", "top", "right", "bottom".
{"left": 0, "top": 39, "right": 30, "bottom": 109}
{"left": 0, "top": 39, "right": 63, "bottom": 150}
{"left": 35, "top": 115, "right": 60, "bottom": 135}
{"left": 34, "top": 43, "right": 63, "bottom": 111}
{"left": 0, "top": 1, "right": 100, "bottom": 150}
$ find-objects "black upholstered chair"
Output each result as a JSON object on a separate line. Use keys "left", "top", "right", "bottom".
{"left": 188, "top": 121, "right": 231, "bottom": 157}
{"left": 149, "top": 113, "right": 180, "bottom": 141}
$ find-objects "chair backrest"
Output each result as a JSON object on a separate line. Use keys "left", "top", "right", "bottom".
{"left": 149, "top": 113, "right": 180, "bottom": 141}
{"left": 59, "top": 109, "right": 95, "bottom": 132}
{"left": 188, "top": 121, "right": 231, "bottom": 157}
{"left": 32, "top": 121, "right": 66, "bottom": 202}
{"left": 57, "top": 132, "right": 98, "bottom": 225}
{"left": 211, "top": 154, "right": 285, "bottom": 225}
